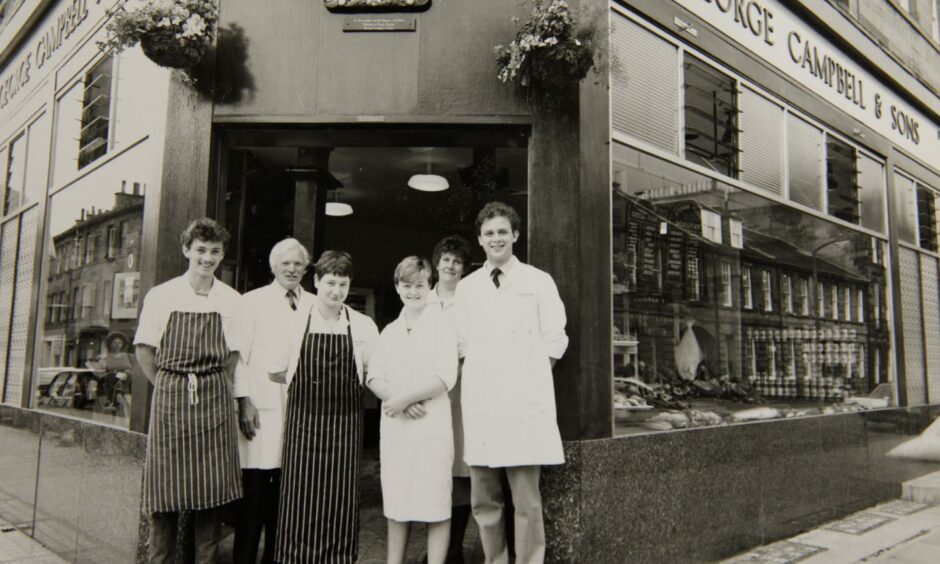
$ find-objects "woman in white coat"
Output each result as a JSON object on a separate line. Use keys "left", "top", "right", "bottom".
{"left": 367, "top": 256, "right": 458, "bottom": 564}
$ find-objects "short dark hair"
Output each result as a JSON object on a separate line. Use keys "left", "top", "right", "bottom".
{"left": 314, "top": 250, "right": 354, "bottom": 279}
{"left": 180, "top": 218, "right": 230, "bottom": 249}
{"left": 475, "top": 201, "right": 520, "bottom": 235}
{"left": 432, "top": 235, "right": 472, "bottom": 269}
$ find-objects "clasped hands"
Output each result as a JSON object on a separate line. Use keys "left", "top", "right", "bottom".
{"left": 382, "top": 395, "right": 426, "bottom": 419}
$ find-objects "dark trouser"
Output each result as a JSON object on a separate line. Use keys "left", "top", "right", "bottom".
{"left": 233, "top": 468, "right": 281, "bottom": 564}
{"left": 149, "top": 508, "right": 220, "bottom": 564}
{"left": 470, "top": 466, "right": 542, "bottom": 564}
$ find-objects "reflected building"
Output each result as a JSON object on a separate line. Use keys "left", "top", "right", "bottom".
{"left": 41, "top": 185, "right": 144, "bottom": 369}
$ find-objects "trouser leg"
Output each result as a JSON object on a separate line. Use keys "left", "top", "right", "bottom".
{"left": 234, "top": 469, "right": 265, "bottom": 564}
{"left": 148, "top": 512, "right": 178, "bottom": 564}
{"left": 193, "top": 507, "right": 221, "bottom": 564}
{"left": 469, "top": 466, "right": 508, "bottom": 564}
{"left": 505, "top": 466, "right": 544, "bottom": 564}
{"left": 260, "top": 469, "right": 281, "bottom": 564}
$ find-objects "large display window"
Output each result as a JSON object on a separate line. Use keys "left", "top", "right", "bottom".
{"left": 611, "top": 143, "right": 893, "bottom": 435}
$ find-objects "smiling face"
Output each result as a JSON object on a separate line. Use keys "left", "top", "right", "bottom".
{"left": 396, "top": 272, "right": 431, "bottom": 312}
{"left": 436, "top": 252, "right": 465, "bottom": 286}
{"left": 182, "top": 239, "right": 225, "bottom": 278}
{"left": 314, "top": 273, "right": 351, "bottom": 309}
{"left": 478, "top": 216, "right": 519, "bottom": 267}
{"left": 273, "top": 248, "right": 307, "bottom": 291}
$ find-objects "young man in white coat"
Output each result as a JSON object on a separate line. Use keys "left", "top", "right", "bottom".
{"left": 232, "top": 238, "right": 314, "bottom": 564}
{"left": 454, "top": 202, "right": 568, "bottom": 564}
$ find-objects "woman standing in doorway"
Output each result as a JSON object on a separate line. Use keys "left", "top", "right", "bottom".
{"left": 134, "top": 218, "right": 245, "bottom": 564}
{"left": 427, "top": 236, "right": 473, "bottom": 563}
{"left": 270, "top": 250, "right": 379, "bottom": 564}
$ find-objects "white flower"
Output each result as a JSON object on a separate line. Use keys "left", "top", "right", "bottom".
{"left": 180, "top": 14, "right": 207, "bottom": 38}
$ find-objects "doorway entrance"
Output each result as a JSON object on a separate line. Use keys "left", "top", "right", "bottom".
{"left": 212, "top": 125, "right": 528, "bottom": 559}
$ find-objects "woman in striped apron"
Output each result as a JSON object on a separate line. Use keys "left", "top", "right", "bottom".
{"left": 270, "top": 250, "right": 379, "bottom": 564}
{"left": 134, "top": 219, "right": 245, "bottom": 564}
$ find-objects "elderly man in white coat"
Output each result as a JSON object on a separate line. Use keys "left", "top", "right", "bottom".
{"left": 232, "top": 238, "right": 314, "bottom": 564}
{"left": 454, "top": 202, "right": 568, "bottom": 564}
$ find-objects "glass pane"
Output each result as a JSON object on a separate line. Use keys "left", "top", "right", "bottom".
{"left": 3, "top": 134, "right": 25, "bottom": 215}
{"left": 894, "top": 172, "right": 918, "bottom": 245}
{"left": 826, "top": 135, "right": 859, "bottom": 224}
{"left": 739, "top": 86, "right": 784, "bottom": 195}
{"left": 787, "top": 114, "right": 823, "bottom": 211}
{"left": 917, "top": 187, "right": 937, "bottom": 251}
{"left": 857, "top": 153, "right": 886, "bottom": 233}
{"left": 24, "top": 114, "right": 52, "bottom": 207}
{"left": 612, "top": 142, "right": 894, "bottom": 436}
{"left": 33, "top": 145, "right": 151, "bottom": 428}
{"left": 683, "top": 54, "right": 738, "bottom": 177}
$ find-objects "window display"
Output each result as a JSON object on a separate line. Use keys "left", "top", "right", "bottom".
{"left": 611, "top": 143, "right": 892, "bottom": 435}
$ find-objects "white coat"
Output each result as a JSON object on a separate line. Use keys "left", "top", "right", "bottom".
{"left": 454, "top": 257, "right": 568, "bottom": 467}
{"left": 368, "top": 305, "right": 458, "bottom": 522}
{"left": 233, "top": 282, "right": 314, "bottom": 469}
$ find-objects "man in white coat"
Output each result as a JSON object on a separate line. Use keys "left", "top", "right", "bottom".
{"left": 454, "top": 202, "right": 568, "bottom": 564}
{"left": 232, "top": 238, "right": 314, "bottom": 564}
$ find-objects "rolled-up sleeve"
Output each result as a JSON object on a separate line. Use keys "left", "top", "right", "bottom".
{"left": 434, "top": 317, "right": 458, "bottom": 390}
{"left": 133, "top": 291, "right": 164, "bottom": 348}
{"left": 538, "top": 274, "right": 569, "bottom": 359}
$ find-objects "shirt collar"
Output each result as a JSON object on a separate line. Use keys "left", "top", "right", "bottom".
{"left": 484, "top": 256, "right": 518, "bottom": 276}
{"left": 427, "top": 285, "right": 456, "bottom": 309}
{"left": 175, "top": 274, "right": 222, "bottom": 299}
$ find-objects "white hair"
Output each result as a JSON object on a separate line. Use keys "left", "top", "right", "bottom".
{"left": 269, "top": 238, "right": 311, "bottom": 272}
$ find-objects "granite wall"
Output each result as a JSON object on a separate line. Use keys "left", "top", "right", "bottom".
{"left": 0, "top": 405, "right": 146, "bottom": 563}
{"left": 543, "top": 405, "right": 940, "bottom": 563}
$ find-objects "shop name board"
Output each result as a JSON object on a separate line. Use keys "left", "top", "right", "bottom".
{"left": 343, "top": 16, "right": 417, "bottom": 32}
{"left": 672, "top": 0, "right": 939, "bottom": 164}
{"left": 0, "top": 0, "right": 102, "bottom": 111}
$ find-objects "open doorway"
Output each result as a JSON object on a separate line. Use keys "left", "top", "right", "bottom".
{"left": 212, "top": 125, "right": 528, "bottom": 560}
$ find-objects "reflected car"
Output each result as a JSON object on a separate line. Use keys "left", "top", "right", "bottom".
{"left": 36, "top": 368, "right": 99, "bottom": 410}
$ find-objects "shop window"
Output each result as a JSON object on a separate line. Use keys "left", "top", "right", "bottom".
{"left": 916, "top": 186, "right": 937, "bottom": 251}
{"left": 894, "top": 172, "right": 918, "bottom": 245}
{"left": 611, "top": 12, "right": 679, "bottom": 153}
{"left": 729, "top": 218, "right": 743, "bottom": 249}
{"left": 610, "top": 142, "right": 889, "bottom": 435}
{"left": 787, "top": 114, "right": 824, "bottom": 211}
{"left": 762, "top": 270, "right": 773, "bottom": 312}
{"left": 684, "top": 55, "right": 738, "bottom": 177}
{"left": 826, "top": 135, "right": 859, "bottom": 224}
{"left": 858, "top": 153, "right": 886, "bottom": 233}
{"left": 720, "top": 261, "right": 733, "bottom": 307}
{"left": 78, "top": 56, "right": 113, "bottom": 169}
{"left": 739, "top": 86, "right": 784, "bottom": 195}
{"left": 782, "top": 275, "right": 793, "bottom": 314}
{"left": 3, "top": 134, "right": 25, "bottom": 215}
{"left": 742, "top": 268, "right": 753, "bottom": 309}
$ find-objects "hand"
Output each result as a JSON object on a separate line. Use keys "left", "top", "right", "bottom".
{"left": 403, "top": 402, "right": 426, "bottom": 419}
{"left": 238, "top": 397, "right": 261, "bottom": 440}
{"left": 383, "top": 395, "right": 412, "bottom": 418}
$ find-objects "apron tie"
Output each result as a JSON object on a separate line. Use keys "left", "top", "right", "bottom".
{"left": 187, "top": 373, "right": 199, "bottom": 406}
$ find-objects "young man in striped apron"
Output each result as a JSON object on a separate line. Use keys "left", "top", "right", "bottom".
{"left": 135, "top": 218, "right": 246, "bottom": 564}
{"left": 269, "top": 250, "right": 379, "bottom": 564}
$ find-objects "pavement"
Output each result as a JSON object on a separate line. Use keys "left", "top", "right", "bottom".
{"left": 0, "top": 519, "right": 67, "bottom": 564}
{"left": 721, "top": 471, "right": 940, "bottom": 564}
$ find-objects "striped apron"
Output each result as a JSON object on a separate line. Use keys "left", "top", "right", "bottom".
{"left": 143, "top": 311, "right": 242, "bottom": 514}
{"left": 275, "top": 309, "right": 363, "bottom": 564}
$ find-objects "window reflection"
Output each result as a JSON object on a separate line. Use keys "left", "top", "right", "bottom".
{"left": 612, "top": 144, "right": 892, "bottom": 435}
{"left": 34, "top": 167, "right": 146, "bottom": 428}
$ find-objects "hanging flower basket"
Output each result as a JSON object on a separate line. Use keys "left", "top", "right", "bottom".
{"left": 494, "top": 0, "right": 598, "bottom": 103}
{"left": 140, "top": 28, "right": 210, "bottom": 69}
{"left": 99, "top": 0, "right": 219, "bottom": 70}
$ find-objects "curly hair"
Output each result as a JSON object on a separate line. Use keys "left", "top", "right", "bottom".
{"left": 431, "top": 235, "right": 472, "bottom": 271}
{"left": 180, "top": 218, "right": 230, "bottom": 249}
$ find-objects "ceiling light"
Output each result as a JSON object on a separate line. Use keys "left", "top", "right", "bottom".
{"left": 325, "top": 202, "right": 353, "bottom": 217}
{"left": 408, "top": 163, "right": 449, "bottom": 192}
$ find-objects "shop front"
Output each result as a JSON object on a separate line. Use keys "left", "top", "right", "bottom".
{"left": 2, "top": 0, "right": 940, "bottom": 562}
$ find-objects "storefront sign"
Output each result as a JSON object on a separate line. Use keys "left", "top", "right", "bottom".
{"left": 343, "top": 16, "right": 417, "bottom": 32}
{"left": 0, "top": 0, "right": 106, "bottom": 111}
{"left": 671, "top": 0, "right": 940, "bottom": 165}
